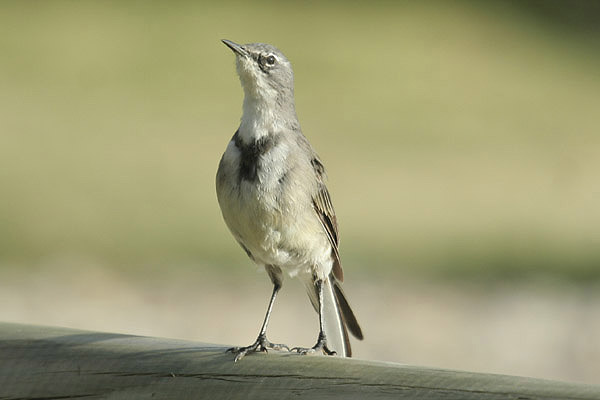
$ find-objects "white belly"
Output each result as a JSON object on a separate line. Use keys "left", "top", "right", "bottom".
{"left": 216, "top": 139, "right": 333, "bottom": 279}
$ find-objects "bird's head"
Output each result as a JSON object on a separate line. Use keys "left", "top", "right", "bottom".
{"left": 222, "top": 39, "right": 294, "bottom": 105}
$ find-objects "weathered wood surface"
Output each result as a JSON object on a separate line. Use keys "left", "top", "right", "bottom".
{"left": 0, "top": 322, "right": 598, "bottom": 399}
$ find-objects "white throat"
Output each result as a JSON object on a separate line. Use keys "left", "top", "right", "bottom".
{"left": 235, "top": 55, "right": 297, "bottom": 144}
{"left": 238, "top": 90, "right": 283, "bottom": 143}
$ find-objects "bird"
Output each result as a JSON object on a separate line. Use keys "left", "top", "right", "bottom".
{"left": 216, "top": 39, "right": 363, "bottom": 362}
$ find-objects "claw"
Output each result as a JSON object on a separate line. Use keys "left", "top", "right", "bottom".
{"left": 291, "top": 332, "right": 336, "bottom": 356}
{"left": 268, "top": 342, "right": 290, "bottom": 352}
{"left": 227, "top": 334, "right": 289, "bottom": 362}
{"left": 292, "top": 344, "right": 336, "bottom": 356}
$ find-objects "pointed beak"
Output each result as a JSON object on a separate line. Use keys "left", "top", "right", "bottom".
{"left": 222, "top": 39, "right": 249, "bottom": 58}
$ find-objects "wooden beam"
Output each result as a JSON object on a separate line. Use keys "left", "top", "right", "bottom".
{"left": 0, "top": 322, "right": 597, "bottom": 399}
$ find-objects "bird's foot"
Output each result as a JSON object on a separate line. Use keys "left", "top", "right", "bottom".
{"left": 227, "top": 334, "right": 289, "bottom": 362}
{"left": 291, "top": 332, "right": 336, "bottom": 356}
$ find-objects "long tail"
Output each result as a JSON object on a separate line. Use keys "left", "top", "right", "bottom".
{"left": 303, "top": 274, "right": 363, "bottom": 357}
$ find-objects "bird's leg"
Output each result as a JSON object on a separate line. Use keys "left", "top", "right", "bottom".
{"left": 228, "top": 283, "right": 289, "bottom": 362}
{"left": 292, "top": 279, "right": 336, "bottom": 356}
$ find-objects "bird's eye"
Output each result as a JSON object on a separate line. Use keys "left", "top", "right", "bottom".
{"left": 266, "top": 55, "right": 276, "bottom": 66}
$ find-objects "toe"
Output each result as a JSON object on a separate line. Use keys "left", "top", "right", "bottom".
{"left": 323, "top": 347, "right": 336, "bottom": 356}
{"left": 234, "top": 350, "right": 248, "bottom": 363}
{"left": 291, "top": 347, "right": 314, "bottom": 355}
{"left": 270, "top": 343, "right": 290, "bottom": 351}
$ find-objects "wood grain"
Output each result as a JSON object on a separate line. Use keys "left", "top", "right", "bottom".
{"left": 0, "top": 322, "right": 598, "bottom": 399}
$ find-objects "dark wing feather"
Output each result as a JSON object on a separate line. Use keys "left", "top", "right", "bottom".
{"left": 311, "top": 158, "right": 344, "bottom": 282}
{"left": 311, "top": 157, "right": 364, "bottom": 342}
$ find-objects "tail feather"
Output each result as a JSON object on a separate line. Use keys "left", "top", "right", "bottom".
{"left": 332, "top": 280, "right": 363, "bottom": 340}
{"left": 302, "top": 274, "right": 363, "bottom": 357}
{"left": 321, "top": 277, "right": 349, "bottom": 356}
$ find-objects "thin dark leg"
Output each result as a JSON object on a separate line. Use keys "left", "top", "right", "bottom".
{"left": 292, "top": 279, "right": 336, "bottom": 356}
{"left": 258, "top": 283, "right": 280, "bottom": 337}
{"left": 228, "top": 283, "right": 289, "bottom": 362}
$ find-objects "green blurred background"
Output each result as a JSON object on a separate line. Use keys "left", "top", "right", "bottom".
{"left": 1, "top": 0, "right": 599, "bottom": 384}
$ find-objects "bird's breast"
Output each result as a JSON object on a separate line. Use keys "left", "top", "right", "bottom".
{"left": 216, "top": 135, "right": 329, "bottom": 272}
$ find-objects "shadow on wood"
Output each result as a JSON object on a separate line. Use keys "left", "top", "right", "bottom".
{"left": 0, "top": 322, "right": 598, "bottom": 399}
